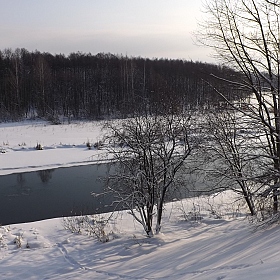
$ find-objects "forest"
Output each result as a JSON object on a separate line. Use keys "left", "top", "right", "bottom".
{"left": 0, "top": 48, "right": 246, "bottom": 121}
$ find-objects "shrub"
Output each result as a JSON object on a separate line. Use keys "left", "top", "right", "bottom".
{"left": 62, "top": 214, "right": 112, "bottom": 243}
{"left": 35, "top": 143, "right": 43, "bottom": 150}
{"left": 86, "top": 140, "right": 92, "bottom": 150}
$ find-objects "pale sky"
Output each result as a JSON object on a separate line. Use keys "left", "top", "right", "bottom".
{"left": 0, "top": 0, "right": 212, "bottom": 62}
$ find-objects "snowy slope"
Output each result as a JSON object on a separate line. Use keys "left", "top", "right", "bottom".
{"left": 0, "top": 120, "right": 279, "bottom": 279}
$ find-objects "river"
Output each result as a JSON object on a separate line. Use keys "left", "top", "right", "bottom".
{"left": 0, "top": 164, "right": 114, "bottom": 225}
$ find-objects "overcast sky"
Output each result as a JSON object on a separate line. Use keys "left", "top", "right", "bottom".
{"left": 0, "top": 0, "right": 213, "bottom": 62}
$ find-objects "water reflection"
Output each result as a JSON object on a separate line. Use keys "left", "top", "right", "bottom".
{"left": 16, "top": 173, "right": 31, "bottom": 196}
{"left": 37, "top": 169, "right": 54, "bottom": 183}
{"left": 17, "top": 173, "right": 25, "bottom": 185}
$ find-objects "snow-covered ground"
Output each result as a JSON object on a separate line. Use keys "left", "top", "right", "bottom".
{"left": 0, "top": 120, "right": 279, "bottom": 279}
{"left": 0, "top": 120, "right": 106, "bottom": 175}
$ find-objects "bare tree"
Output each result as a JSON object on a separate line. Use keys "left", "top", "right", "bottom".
{"left": 198, "top": 0, "right": 280, "bottom": 213}
{"left": 103, "top": 113, "right": 195, "bottom": 236}
{"left": 202, "top": 109, "right": 267, "bottom": 215}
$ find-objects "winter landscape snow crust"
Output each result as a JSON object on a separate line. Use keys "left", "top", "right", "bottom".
{"left": 0, "top": 120, "right": 279, "bottom": 279}
{"left": 0, "top": 120, "right": 105, "bottom": 175}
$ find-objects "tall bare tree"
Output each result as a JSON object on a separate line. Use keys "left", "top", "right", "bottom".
{"left": 198, "top": 0, "right": 280, "bottom": 213}
{"left": 202, "top": 109, "right": 266, "bottom": 215}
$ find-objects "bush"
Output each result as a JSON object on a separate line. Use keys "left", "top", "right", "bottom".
{"left": 86, "top": 140, "right": 92, "bottom": 150}
{"left": 62, "top": 214, "right": 113, "bottom": 243}
{"left": 35, "top": 143, "right": 43, "bottom": 150}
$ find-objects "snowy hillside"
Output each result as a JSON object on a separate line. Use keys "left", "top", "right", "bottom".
{"left": 0, "top": 120, "right": 279, "bottom": 279}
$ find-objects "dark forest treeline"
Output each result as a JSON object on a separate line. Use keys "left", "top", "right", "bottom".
{"left": 0, "top": 48, "right": 246, "bottom": 121}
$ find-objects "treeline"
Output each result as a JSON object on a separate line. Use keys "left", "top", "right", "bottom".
{"left": 0, "top": 48, "right": 246, "bottom": 121}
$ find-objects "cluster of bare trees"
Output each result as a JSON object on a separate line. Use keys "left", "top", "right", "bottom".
{"left": 197, "top": 0, "right": 280, "bottom": 219}
{"left": 0, "top": 49, "right": 245, "bottom": 121}
{"left": 101, "top": 0, "right": 280, "bottom": 235}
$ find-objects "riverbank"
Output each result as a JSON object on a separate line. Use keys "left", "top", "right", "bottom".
{"left": 0, "top": 119, "right": 280, "bottom": 279}
{"left": 0, "top": 120, "right": 105, "bottom": 175}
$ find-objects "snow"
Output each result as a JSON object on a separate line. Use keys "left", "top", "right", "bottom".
{"left": 0, "top": 120, "right": 105, "bottom": 175}
{"left": 0, "top": 120, "right": 280, "bottom": 279}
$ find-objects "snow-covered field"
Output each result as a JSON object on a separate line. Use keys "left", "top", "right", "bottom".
{"left": 0, "top": 120, "right": 105, "bottom": 176}
{"left": 0, "top": 120, "right": 279, "bottom": 280}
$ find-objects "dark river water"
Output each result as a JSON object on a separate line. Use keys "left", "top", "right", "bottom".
{"left": 0, "top": 164, "right": 114, "bottom": 225}
{"left": 0, "top": 162, "right": 206, "bottom": 226}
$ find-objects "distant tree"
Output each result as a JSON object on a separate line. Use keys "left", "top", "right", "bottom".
{"left": 4, "top": 48, "right": 23, "bottom": 119}
{"left": 33, "top": 52, "right": 52, "bottom": 117}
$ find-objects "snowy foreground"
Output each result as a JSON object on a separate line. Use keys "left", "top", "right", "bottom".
{"left": 0, "top": 120, "right": 280, "bottom": 280}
